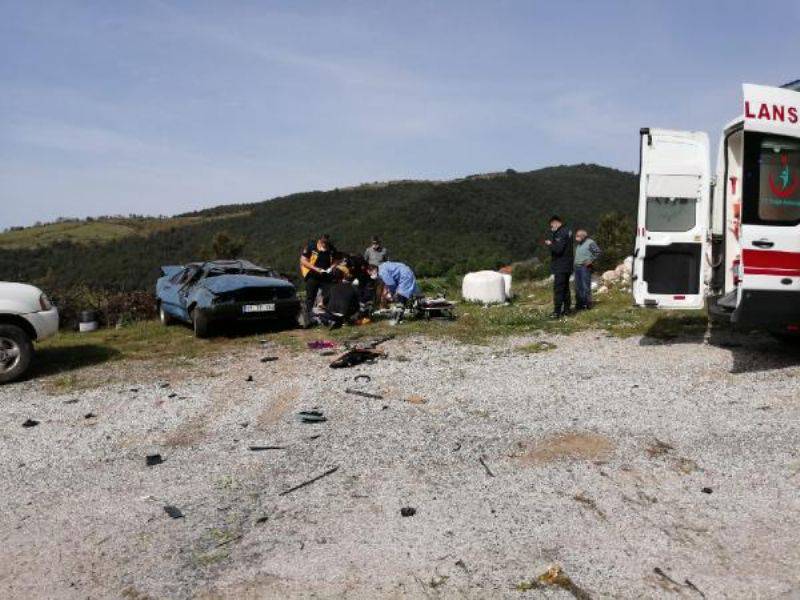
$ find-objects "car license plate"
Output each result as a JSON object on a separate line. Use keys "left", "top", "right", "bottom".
{"left": 243, "top": 303, "right": 275, "bottom": 313}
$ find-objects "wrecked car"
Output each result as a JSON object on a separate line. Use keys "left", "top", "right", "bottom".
{"left": 156, "top": 260, "right": 301, "bottom": 337}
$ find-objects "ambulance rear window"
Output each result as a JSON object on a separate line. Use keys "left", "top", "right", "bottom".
{"left": 743, "top": 133, "right": 800, "bottom": 225}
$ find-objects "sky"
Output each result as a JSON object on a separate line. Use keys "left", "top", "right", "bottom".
{"left": 1, "top": 1, "right": 799, "bottom": 229}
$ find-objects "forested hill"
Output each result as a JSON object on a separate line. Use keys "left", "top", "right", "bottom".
{"left": 0, "top": 164, "right": 637, "bottom": 290}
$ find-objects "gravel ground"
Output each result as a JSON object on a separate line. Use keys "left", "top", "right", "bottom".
{"left": 1, "top": 329, "right": 799, "bottom": 599}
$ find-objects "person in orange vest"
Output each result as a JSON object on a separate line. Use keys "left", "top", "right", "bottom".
{"left": 299, "top": 234, "right": 340, "bottom": 318}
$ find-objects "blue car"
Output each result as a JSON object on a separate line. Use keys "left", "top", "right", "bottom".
{"left": 156, "top": 259, "right": 301, "bottom": 337}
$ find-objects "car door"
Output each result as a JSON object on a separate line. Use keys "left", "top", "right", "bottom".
{"left": 159, "top": 269, "right": 186, "bottom": 319}
{"left": 633, "top": 128, "right": 710, "bottom": 309}
{"left": 176, "top": 266, "right": 201, "bottom": 320}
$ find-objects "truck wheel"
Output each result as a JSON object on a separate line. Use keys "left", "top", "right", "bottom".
{"left": 159, "top": 304, "right": 175, "bottom": 326}
{"left": 0, "top": 324, "right": 34, "bottom": 384}
{"left": 192, "top": 308, "right": 210, "bottom": 338}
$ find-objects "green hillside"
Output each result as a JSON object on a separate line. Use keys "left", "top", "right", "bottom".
{"left": 0, "top": 164, "right": 637, "bottom": 290}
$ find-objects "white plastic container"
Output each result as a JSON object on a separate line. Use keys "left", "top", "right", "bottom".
{"left": 462, "top": 271, "right": 507, "bottom": 304}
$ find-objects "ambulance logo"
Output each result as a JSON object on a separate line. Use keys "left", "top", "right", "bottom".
{"left": 768, "top": 154, "right": 799, "bottom": 198}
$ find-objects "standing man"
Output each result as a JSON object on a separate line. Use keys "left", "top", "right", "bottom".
{"left": 544, "top": 215, "right": 574, "bottom": 318}
{"left": 574, "top": 229, "right": 602, "bottom": 310}
{"left": 364, "top": 236, "right": 389, "bottom": 267}
{"left": 299, "top": 234, "right": 339, "bottom": 319}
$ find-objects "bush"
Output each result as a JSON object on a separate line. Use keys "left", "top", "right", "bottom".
{"left": 48, "top": 286, "right": 157, "bottom": 330}
{"left": 593, "top": 211, "right": 634, "bottom": 271}
{"left": 510, "top": 258, "right": 547, "bottom": 281}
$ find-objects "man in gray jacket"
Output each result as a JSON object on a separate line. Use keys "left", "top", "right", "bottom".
{"left": 364, "top": 237, "right": 389, "bottom": 267}
{"left": 574, "top": 229, "right": 601, "bottom": 310}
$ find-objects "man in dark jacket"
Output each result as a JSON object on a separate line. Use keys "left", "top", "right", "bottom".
{"left": 544, "top": 215, "right": 574, "bottom": 318}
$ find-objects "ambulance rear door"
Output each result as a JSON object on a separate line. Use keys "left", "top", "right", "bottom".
{"left": 633, "top": 128, "right": 710, "bottom": 309}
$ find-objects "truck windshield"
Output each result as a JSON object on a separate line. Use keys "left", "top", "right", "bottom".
{"left": 743, "top": 132, "right": 800, "bottom": 225}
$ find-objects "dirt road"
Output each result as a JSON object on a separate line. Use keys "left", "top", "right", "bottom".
{"left": 1, "top": 330, "right": 799, "bottom": 598}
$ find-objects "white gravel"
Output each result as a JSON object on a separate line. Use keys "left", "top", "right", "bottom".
{"left": 1, "top": 329, "right": 799, "bottom": 599}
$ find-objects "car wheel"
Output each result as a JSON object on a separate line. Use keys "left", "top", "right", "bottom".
{"left": 0, "top": 324, "right": 34, "bottom": 384}
{"left": 192, "top": 308, "right": 210, "bottom": 338}
{"left": 159, "top": 304, "right": 175, "bottom": 326}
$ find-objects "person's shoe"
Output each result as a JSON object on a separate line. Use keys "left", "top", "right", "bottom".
{"left": 548, "top": 312, "right": 564, "bottom": 320}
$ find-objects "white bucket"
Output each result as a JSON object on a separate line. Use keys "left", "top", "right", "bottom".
{"left": 79, "top": 321, "right": 99, "bottom": 333}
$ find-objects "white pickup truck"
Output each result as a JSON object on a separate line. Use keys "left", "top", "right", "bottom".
{"left": 0, "top": 282, "right": 59, "bottom": 383}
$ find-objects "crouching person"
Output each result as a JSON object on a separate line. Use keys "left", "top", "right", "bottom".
{"left": 368, "top": 261, "right": 419, "bottom": 322}
{"left": 318, "top": 267, "right": 361, "bottom": 330}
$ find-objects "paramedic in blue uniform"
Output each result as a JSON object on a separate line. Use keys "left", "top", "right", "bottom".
{"left": 368, "top": 261, "right": 419, "bottom": 306}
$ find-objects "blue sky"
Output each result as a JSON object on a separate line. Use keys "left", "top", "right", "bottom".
{"left": 1, "top": 1, "right": 798, "bottom": 229}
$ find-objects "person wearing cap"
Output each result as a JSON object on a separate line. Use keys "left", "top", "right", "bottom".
{"left": 543, "top": 215, "right": 574, "bottom": 318}
{"left": 364, "top": 236, "right": 389, "bottom": 267}
{"left": 299, "top": 234, "right": 340, "bottom": 318}
{"left": 573, "top": 228, "right": 601, "bottom": 310}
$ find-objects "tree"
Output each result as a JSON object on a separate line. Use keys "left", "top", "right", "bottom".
{"left": 209, "top": 231, "right": 246, "bottom": 260}
{"left": 594, "top": 211, "right": 634, "bottom": 271}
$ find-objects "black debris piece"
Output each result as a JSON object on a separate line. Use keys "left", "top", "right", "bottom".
{"left": 298, "top": 410, "right": 327, "bottom": 424}
{"left": 63, "top": 398, "right": 79, "bottom": 404}
{"left": 306, "top": 434, "right": 322, "bottom": 441}
{"left": 146, "top": 454, "right": 164, "bottom": 466}
{"left": 84, "top": 412, "right": 97, "bottom": 419}
{"left": 260, "top": 356, "right": 279, "bottom": 363}
{"left": 354, "top": 374, "right": 371, "bottom": 383}
{"left": 167, "top": 392, "right": 178, "bottom": 399}
{"left": 382, "top": 405, "right": 389, "bottom": 410}
{"left": 245, "top": 375, "right": 254, "bottom": 382}
{"left": 249, "top": 445, "right": 286, "bottom": 451}
{"left": 701, "top": 487, "right": 713, "bottom": 494}
{"left": 345, "top": 388, "right": 383, "bottom": 400}
{"left": 22, "top": 419, "right": 39, "bottom": 428}
{"left": 279, "top": 466, "right": 339, "bottom": 496}
{"left": 163, "top": 505, "right": 184, "bottom": 519}
{"left": 400, "top": 507, "right": 416, "bottom": 517}
{"left": 330, "top": 348, "right": 385, "bottom": 369}
{"left": 255, "top": 516, "right": 269, "bottom": 524}
{"left": 158, "top": 382, "right": 170, "bottom": 389}
{"left": 479, "top": 455, "right": 495, "bottom": 477}
{"left": 129, "top": 387, "right": 139, "bottom": 393}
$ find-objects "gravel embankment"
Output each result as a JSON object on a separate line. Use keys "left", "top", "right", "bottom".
{"left": 1, "top": 330, "right": 799, "bottom": 599}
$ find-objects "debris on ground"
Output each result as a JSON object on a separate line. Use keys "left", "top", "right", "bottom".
{"left": 163, "top": 505, "right": 184, "bottom": 519}
{"left": 653, "top": 567, "right": 705, "bottom": 597}
{"left": 84, "top": 412, "right": 97, "bottom": 419}
{"left": 279, "top": 466, "right": 339, "bottom": 496}
{"left": 400, "top": 507, "right": 416, "bottom": 517}
{"left": 519, "top": 565, "right": 592, "bottom": 599}
{"left": 22, "top": 419, "right": 39, "bottom": 428}
{"left": 146, "top": 453, "right": 164, "bottom": 466}
{"left": 260, "top": 356, "right": 278, "bottom": 363}
{"left": 167, "top": 392, "right": 178, "bottom": 398}
{"left": 63, "top": 398, "right": 79, "bottom": 404}
{"left": 297, "top": 410, "right": 327, "bottom": 424}
{"left": 406, "top": 394, "right": 427, "bottom": 405}
{"left": 478, "top": 455, "right": 495, "bottom": 477}
{"left": 701, "top": 487, "right": 713, "bottom": 494}
{"left": 330, "top": 348, "right": 385, "bottom": 369}
{"left": 345, "top": 388, "right": 383, "bottom": 400}
{"left": 646, "top": 438, "right": 674, "bottom": 457}
{"left": 307, "top": 340, "right": 336, "bottom": 350}
{"left": 248, "top": 445, "right": 286, "bottom": 451}
{"left": 354, "top": 374, "right": 371, "bottom": 383}
{"left": 245, "top": 375, "right": 253, "bottom": 382}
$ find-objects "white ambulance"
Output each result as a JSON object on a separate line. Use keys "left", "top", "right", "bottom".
{"left": 633, "top": 80, "right": 800, "bottom": 334}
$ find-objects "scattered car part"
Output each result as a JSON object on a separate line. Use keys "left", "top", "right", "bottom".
{"left": 0, "top": 282, "right": 59, "bottom": 384}
{"left": 400, "top": 507, "right": 416, "bottom": 517}
{"left": 84, "top": 412, "right": 97, "bottom": 419}
{"left": 330, "top": 348, "right": 385, "bottom": 369}
{"left": 345, "top": 388, "right": 383, "bottom": 400}
{"left": 479, "top": 455, "right": 495, "bottom": 477}
{"left": 354, "top": 374, "right": 371, "bottom": 383}
{"left": 78, "top": 310, "right": 99, "bottom": 333}
{"left": 163, "top": 505, "right": 184, "bottom": 519}
{"left": 307, "top": 340, "right": 336, "bottom": 350}
{"left": 248, "top": 445, "right": 286, "bottom": 451}
{"left": 260, "top": 356, "right": 278, "bottom": 363}
{"left": 146, "top": 454, "right": 164, "bottom": 466}
{"left": 22, "top": 418, "right": 39, "bottom": 428}
{"left": 297, "top": 410, "right": 327, "bottom": 423}
{"left": 278, "top": 466, "right": 339, "bottom": 496}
